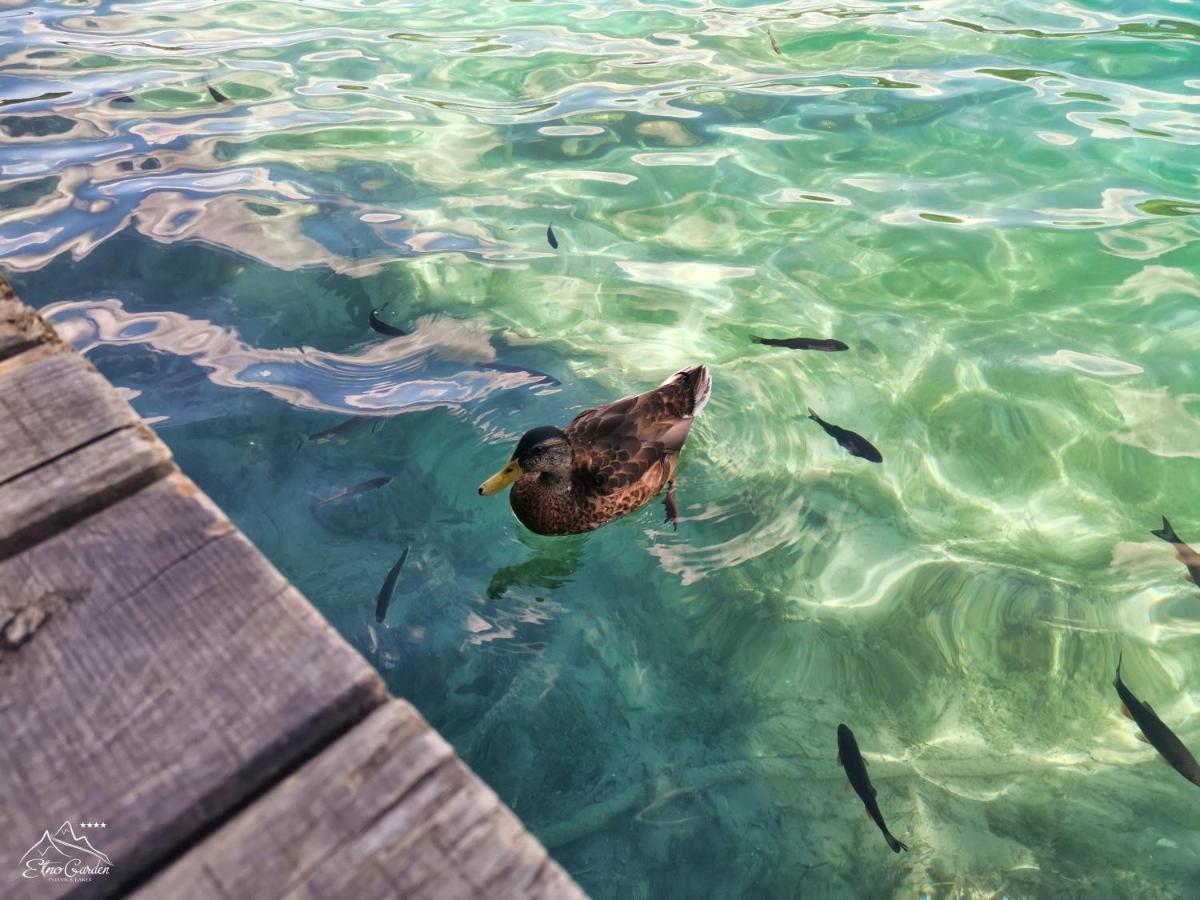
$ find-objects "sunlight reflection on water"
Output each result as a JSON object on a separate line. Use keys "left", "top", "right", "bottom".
{"left": 4, "top": 0, "right": 1200, "bottom": 896}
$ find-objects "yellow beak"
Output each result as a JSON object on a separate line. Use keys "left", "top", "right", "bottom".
{"left": 478, "top": 460, "right": 523, "bottom": 496}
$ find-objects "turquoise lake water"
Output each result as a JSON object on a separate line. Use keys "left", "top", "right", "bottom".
{"left": 5, "top": 0, "right": 1200, "bottom": 895}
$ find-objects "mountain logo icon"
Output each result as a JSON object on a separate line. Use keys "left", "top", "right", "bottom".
{"left": 20, "top": 821, "right": 112, "bottom": 883}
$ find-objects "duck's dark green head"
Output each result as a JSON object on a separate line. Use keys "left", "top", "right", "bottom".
{"left": 511, "top": 426, "right": 566, "bottom": 462}
{"left": 478, "top": 426, "right": 568, "bottom": 496}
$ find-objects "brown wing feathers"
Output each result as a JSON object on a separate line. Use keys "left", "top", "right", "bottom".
{"left": 565, "top": 380, "right": 697, "bottom": 496}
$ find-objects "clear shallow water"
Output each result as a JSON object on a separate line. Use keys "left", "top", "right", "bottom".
{"left": 5, "top": 0, "right": 1200, "bottom": 895}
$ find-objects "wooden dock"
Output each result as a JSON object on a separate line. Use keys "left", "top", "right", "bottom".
{"left": 0, "top": 275, "right": 585, "bottom": 900}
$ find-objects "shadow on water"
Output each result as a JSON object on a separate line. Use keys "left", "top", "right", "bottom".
{"left": 487, "top": 531, "right": 587, "bottom": 599}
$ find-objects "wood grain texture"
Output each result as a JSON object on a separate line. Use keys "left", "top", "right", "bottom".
{"left": 1, "top": 286, "right": 585, "bottom": 900}
{"left": 0, "top": 349, "right": 138, "bottom": 484}
{"left": 0, "top": 272, "right": 55, "bottom": 361}
{"left": 136, "top": 700, "right": 587, "bottom": 900}
{"left": 0, "top": 475, "right": 388, "bottom": 899}
{"left": 0, "top": 423, "right": 174, "bottom": 564}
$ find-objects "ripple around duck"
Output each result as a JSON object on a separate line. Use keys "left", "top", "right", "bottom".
{"left": 5, "top": 0, "right": 1200, "bottom": 896}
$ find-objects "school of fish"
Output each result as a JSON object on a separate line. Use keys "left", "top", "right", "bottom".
{"left": 267, "top": 47, "right": 1200, "bottom": 859}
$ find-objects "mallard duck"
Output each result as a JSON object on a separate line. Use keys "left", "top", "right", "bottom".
{"left": 478, "top": 365, "right": 712, "bottom": 535}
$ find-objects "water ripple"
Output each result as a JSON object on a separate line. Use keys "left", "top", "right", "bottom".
{"left": 4, "top": 1, "right": 1200, "bottom": 897}
{"left": 43, "top": 296, "right": 557, "bottom": 419}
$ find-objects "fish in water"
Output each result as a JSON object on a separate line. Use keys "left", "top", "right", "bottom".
{"left": 807, "top": 409, "right": 882, "bottom": 463}
{"left": 837, "top": 724, "right": 909, "bottom": 853}
{"left": 454, "top": 673, "right": 496, "bottom": 697}
{"left": 1151, "top": 517, "right": 1200, "bottom": 585}
{"left": 768, "top": 28, "right": 782, "bottom": 56}
{"left": 752, "top": 335, "right": 848, "bottom": 351}
{"left": 305, "top": 416, "right": 379, "bottom": 446}
{"left": 476, "top": 360, "right": 561, "bottom": 388}
{"left": 312, "top": 475, "right": 393, "bottom": 509}
{"left": 207, "top": 84, "right": 231, "bottom": 104}
{"left": 376, "top": 546, "right": 409, "bottom": 624}
{"left": 1114, "top": 654, "right": 1200, "bottom": 787}
{"left": 368, "top": 304, "right": 407, "bottom": 337}
{"left": 546, "top": 223, "right": 559, "bottom": 249}
{"left": 111, "top": 93, "right": 135, "bottom": 104}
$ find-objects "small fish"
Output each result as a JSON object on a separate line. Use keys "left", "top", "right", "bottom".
{"left": 111, "top": 94, "right": 135, "bottom": 104}
{"left": 313, "top": 475, "right": 393, "bottom": 509}
{"left": 808, "top": 408, "right": 882, "bottom": 463}
{"left": 1151, "top": 517, "right": 1200, "bottom": 585}
{"left": 768, "top": 28, "right": 782, "bottom": 56}
{"left": 368, "top": 304, "right": 407, "bottom": 337}
{"left": 207, "top": 84, "right": 231, "bottom": 104}
{"left": 1114, "top": 654, "right": 1200, "bottom": 787}
{"left": 546, "top": 223, "right": 559, "bottom": 249}
{"left": 376, "top": 546, "right": 409, "bottom": 624}
{"left": 476, "top": 361, "right": 561, "bottom": 388}
{"left": 837, "top": 724, "right": 909, "bottom": 853}
{"left": 752, "top": 336, "right": 849, "bottom": 351}
{"left": 454, "top": 673, "right": 495, "bottom": 697}
{"left": 306, "top": 416, "right": 375, "bottom": 445}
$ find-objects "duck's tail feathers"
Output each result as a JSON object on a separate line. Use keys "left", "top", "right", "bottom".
{"left": 1152, "top": 517, "right": 1180, "bottom": 544}
{"left": 885, "top": 833, "right": 909, "bottom": 854}
{"left": 664, "top": 365, "right": 712, "bottom": 416}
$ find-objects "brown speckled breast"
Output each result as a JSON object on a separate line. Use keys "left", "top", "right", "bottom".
{"left": 510, "top": 456, "right": 676, "bottom": 535}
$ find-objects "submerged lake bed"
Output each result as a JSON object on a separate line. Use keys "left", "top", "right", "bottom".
{"left": 4, "top": 0, "right": 1200, "bottom": 896}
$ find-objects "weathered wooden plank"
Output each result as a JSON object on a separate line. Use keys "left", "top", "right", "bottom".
{"left": 1, "top": 284, "right": 585, "bottom": 900}
{"left": 135, "top": 701, "right": 587, "bottom": 900}
{"left": 0, "top": 474, "right": 388, "bottom": 899}
{"left": 0, "top": 422, "right": 174, "bottom": 565}
{"left": 0, "top": 272, "right": 55, "bottom": 361}
{"left": 0, "top": 349, "right": 138, "bottom": 484}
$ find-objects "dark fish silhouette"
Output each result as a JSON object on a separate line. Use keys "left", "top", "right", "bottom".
{"left": 1151, "top": 517, "right": 1200, "bottom": 585}
{"left": 768, "top": 28, "right": 782, "bottom": 55}
{"left": 837, "top": 724, "right": 909, "bottom": 853}
{"left": 546, "top": 224, "right": 559, "bottom": 249}
{"left": 376, "top": 546, "right": 409, "bottom": 624}
{"left": 312, "top": 475, "right": 392, "bottom": 509}
{"left": 454, "top": 673, "right": 495, "bottom": 696}
{"left": 368, "top": 304, "right": 407, "bottom": 336}
{"left": 306, "top": 416, "right": 377, "bottom": 445}
{"left": 207, "top": 84, "right": 231, "bottom": 104}
{"left": 808, "top": 409, "right": 882, "bottom": 463}
{"left": 752, "top": 336, "right": 848, "bottom": 351}
{"left": 1114, "top": 654, "right": 1200, "bottom": 787}
{"left": 476, "top": 360, "right": 561, "bottom": 388}
{"left": 111, "top": 94, "right": 134, "bottom": 104}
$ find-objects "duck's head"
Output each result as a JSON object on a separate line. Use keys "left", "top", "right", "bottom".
{"left": 478, "top": 426, "right": 570, "bottom": 496}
